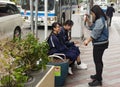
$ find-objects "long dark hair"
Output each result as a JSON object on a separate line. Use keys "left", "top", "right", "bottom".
{"left": 91, "top": 5, "right": 107, "bottom": 21}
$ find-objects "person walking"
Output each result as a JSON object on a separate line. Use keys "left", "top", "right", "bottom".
{"left": 84, "top": 5, "right": 109, "bottom": 86}
{"left": 106, "top": 3, "right": 115, "bottom": 26}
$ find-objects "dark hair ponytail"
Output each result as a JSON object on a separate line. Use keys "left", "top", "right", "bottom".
{"left": 46, "top": 22, "right": 61, "bottom": 41}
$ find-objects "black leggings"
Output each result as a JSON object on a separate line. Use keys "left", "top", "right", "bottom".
{"left": 93, "top": 43, "right": 108, "bottom": 81}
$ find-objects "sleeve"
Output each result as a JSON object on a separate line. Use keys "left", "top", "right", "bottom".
{"left": 65, "top": 41, "right": 74, "bottom": 47}
{"left": 89, "top": 23, "right": 95, "bottom": 30}
{"left": 49, "top": 35, "right": 67, "bottom": 52}
{"left": 90, "top": 18, "right": 104, "bottom": 40}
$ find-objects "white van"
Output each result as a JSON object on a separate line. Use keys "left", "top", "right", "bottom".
{"left": 0, "top": 1, "right": 23, "bottom": 40}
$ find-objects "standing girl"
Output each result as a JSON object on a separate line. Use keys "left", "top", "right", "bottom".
{"left": 84, "top": 5, "right": 109, "bottom": 86}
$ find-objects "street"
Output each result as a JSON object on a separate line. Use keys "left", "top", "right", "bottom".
{"left": 21, "top": 26, "right": 52, "bottom": 42}
{"left": 21, "top": 12, "right": 120, "bottom": 42}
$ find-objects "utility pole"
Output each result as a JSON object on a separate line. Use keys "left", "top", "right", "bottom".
{"left": 35, "top": 0, "right": 38, "bottom": 38}
{"left": 87, "top": 0, "right": 94, "bottom": 15}
{"left": 44, "top": 0, "right": 48, "bottom": 39}
{"left": 87, "top": 0, "right": 90, "bottom": 15}
{"left": 30, "top": 0, "right": 34, "bottom": 34}
{"left": 90, "top": 0, "right": 93, "bottom": 9}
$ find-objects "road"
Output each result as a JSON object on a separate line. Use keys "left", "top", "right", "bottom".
{"left": 22, "top": 26, "right": 52, "bottom": 42}
{"left": 21, "top": 12, "right": 120, "bottom": 42}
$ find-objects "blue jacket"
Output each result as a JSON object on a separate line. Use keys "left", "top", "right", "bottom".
{"left": 47, "top": 32, "right": 80, "bottom": 61}
{"left": 47, "top": 33, "right": 68, "bottom": 55}
{"left": 59, "top": 27, "right": 74, "bottom": 47}
{"left": 89, "top": 16, "right": 109, "bottom": 45}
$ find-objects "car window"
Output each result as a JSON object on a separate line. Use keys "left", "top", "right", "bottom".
{"left": 0, "top": 4, "right": 8, "bottom": 17}
{"left": 0, "top": 3, "right": 20, "bottom": 17}
{"left": 7, "top": 4, "right": 20, "bottom": 15}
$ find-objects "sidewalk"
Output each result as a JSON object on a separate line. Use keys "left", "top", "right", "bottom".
{"left": 64, "top": 17, "right": 120, "bottom": 87}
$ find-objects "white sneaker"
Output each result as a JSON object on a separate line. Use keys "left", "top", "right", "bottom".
{"left": 76, "top": 63, "right": 87, "bottom": 70}
{"left": 68, "top": 67, "right": 73, "bottom": 75}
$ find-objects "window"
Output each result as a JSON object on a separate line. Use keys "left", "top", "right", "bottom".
{"left": 0, "top": 3, "right": 20, "bottom": 17}
{"left": 21, "top": 0, "right": 54, "bottom": 11}
{"left": 7, "top": 4, "right": 20, "bottom": 14}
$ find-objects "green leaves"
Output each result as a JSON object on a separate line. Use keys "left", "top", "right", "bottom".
{"left": 0, "top": 33, "right": 50, "bottom": 86}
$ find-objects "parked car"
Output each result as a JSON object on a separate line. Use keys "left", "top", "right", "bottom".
{"left": 0, "top": 1, "right": 23, "bottom": 40}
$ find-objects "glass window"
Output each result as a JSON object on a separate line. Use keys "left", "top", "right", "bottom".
{"left": 0, "top": 3, "right": 19, "bottom": 17}
{"left": 48, "top": 0, "right": 54, "bottom": 10}
{"left": 61, "top": 0, "right": 69, "bottom": 5}
{"left": 0, "top": 4, "right": 8, "bottom": 17}
{"left": 21, "top": 0, "right": 54, "bottom": 11}
{"left": 38, "top": 0, "right": 54, "bottom": 11}
{"left": 21, "top": 0, "right": 29, "bottom": 10}
{"left": 71, "top": 0, "right": 77, "bottom": 5}
{"left": 7, "top": 4, "right": 20, "bottom": 14}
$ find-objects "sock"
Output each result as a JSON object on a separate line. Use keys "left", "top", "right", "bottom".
{"left": 69, "top": 63, "right": 73, "bottom": 67}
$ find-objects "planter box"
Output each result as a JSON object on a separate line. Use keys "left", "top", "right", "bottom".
{"left": 25, "top": 65, "right": 55, "bottom": 87}
{"left": 48, "top": 60, "right": 69, "bottom": 86}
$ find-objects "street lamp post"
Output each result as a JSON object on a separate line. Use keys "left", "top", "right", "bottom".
{"left": 35, "top": 0, "right": 38, "bottom": 38}
{"left": 30, "top": 0, "right": 34, "bottom": 34}
{"left": 44, "top": 0, "right": 48, "bottom": 39}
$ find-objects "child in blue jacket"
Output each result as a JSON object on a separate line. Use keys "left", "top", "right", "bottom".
{"left": 47, "top": 22, "right": 87, "bottom": 75}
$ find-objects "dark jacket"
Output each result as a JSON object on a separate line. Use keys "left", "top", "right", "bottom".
{"left": 47, "top": 32, "right": 79, "bottom": 61}
{"left": 47, "top": 33, "right": 68, "bottom": 55}
{"left": 106, "top": 6, "right": 115, "bottom": 17}
{"left": 59, "top": 27, "right": 74, "bottom": 47}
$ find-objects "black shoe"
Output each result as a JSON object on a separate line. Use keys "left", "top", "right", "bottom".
{"left": 90, "top": 75, "right": 97, "bottom": 80}
{"left": 88, "top": 80, "right": 102, "bottom": 86}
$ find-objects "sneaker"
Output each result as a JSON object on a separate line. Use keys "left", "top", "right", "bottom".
{"left": 88, "top": 80, "right": 102, "bottom": 86}
{"left": 76, "top": 63, "right": 87, "bottom": 70}
{"left": 68, "top": 67, "right": 73, "bottom": 75}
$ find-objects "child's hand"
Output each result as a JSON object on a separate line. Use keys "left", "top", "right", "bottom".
{"left": 83, "top": 39, "right": 89, "bottom": 46}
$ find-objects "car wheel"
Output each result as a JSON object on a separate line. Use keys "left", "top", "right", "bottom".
{"left": 13, "top": 27, "right": 21, "bottom": 41}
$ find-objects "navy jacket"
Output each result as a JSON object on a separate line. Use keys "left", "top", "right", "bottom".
{"left": 47, "top": 32, "right": 80, "bottom": 61}
{"left": 47, "top": 33, "right": 68, "bottom": 55}
{"left": 59, "top": 27, "right": 74, "bottom": 47}
{"left": 106, "top": 6, "right": 115, "bottom": 17}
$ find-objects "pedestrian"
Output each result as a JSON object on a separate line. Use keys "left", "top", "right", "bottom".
{"left": 84, "top": 5, "right": 109, "bottom": 86}
{"left": 106, "top": 3, "right": 115, "bottom": 26}
{"left": 47, "top": 22, "right": 86, "bottom": 75}
{"left": 59, "top": 20, "right": 87, "bottom": 70}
